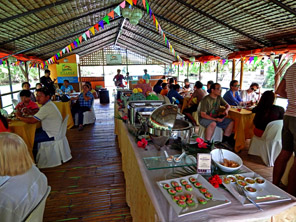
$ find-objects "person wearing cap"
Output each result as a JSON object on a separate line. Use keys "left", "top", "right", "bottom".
{"left": 142, "top": 69, "right": 151, "bottom": 83}
{"left": 113, "top": 69, "right": 124, "bottom": 87}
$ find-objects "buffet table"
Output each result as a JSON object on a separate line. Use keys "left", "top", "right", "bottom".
{"left": 114, "top": 105, "right": 296, "bottom": 222}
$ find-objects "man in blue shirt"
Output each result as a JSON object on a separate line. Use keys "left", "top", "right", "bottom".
{"left": 60, "top": 80, "right": 74, "bottom": 94}
{"left": 223, "top": 80, "right": 244, "bottom": 106}
{"left": 167, "top": 84, "right": 184, "bottom": 104}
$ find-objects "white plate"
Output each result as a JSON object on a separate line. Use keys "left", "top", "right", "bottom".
{"left": 157, "top": 174, "right": 231, "bottom": 217}
{"left": 222, "top": 172, "right": 291, "bottom": 205}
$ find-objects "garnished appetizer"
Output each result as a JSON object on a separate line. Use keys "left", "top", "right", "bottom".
{"left": 255, "top": 177, "right": 265, "bottom": 184}
{"left": 193, "top": 182, "right": 202, "bottom": 188}
{"left": 235, "top": 174, "right": 245, "bottom": 180}
{"left": 204, "top": 192, "right": 213, "bottom": 199}
{"left": 186, "top": 199, "right": 195, "bottom": 206}
{"left": 180, "top": 179, "right": 188, "bottom": 186}
{"left": 237, "top": 180, "right": 247, "bottom": 187}
{"left": 223, "top": 177, "right": 231, "bottom": 184}
{"left": 185, "top": 184, "right": 193, "bottom": 191}
{"left": 179, "top": 195, "right": 186, "bottom": 201}
{"left": 168, "top": 189, "right": 176, "bottom": 195}
{"left": 245, "top": 177, "right": 255, "bottom": 184}
{"left": 185, "top": 193, "right": 193, "bottom": 199}
{"left": 227, "top": 175, "right": 236, "bottom": 183}
{"left": 171, "top": 181, "right": 179, "bottom": 187}
{"left": 163, "top": 183, "right": 170, "bottom": 189}
{"left": 198, "top": 198, "right": 208, "bottom": 204}
{"left": 199, "top": 187, "right": 208, "bottom": 194}
{"left": 189, "top": 177, "right": 197, "bottom": 183}
{"left": 172, "top": 195, "right": 180, "bottom": 202}
{"left": 244, "top": 186, "right": 257, "bottom": 193}
{"left": 175, "top": 186, "right": 183, "bottom": 192}
{"left": 177, "top": 200, "right": 186, "bottom": 208}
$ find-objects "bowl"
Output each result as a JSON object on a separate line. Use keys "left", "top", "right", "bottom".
{"left": 211, "top": 149, "right": 243, "bottom": 172}
{"left": 244, "top": 177, "right": 256, "bottom": 185}
{"left": 255, "top": 177, "right": 266, "bottom": 186}
{"left": 244, "top": 186, "right": 257, "bottom": 195}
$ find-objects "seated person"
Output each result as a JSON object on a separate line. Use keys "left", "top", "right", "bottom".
{"left": 34, "top": 83, "right": 42, "bottom": 97}
{"left": 167, "top": 84, "right": 184, "bottom": 104}
{"left": 183, "top": 81, "right": 206, "bottom": 124}
{"left": 16, "top": 88, "right": 63, "bottom": 158}
{"left": 160, "top": 83, "right": 169, "bottom": 96}
{"left": 60, "top": 79, "right": 74, "bottom": 94}
{"left": 0, "top": 132, "right": 48, "bottom": 221}
{"left": 15, "top": 90, "right": 39, "bottom": 117}
{"left": 167, "top": 78, "right": 175, "bottom": 90}
{"left": 240, "top": 82, "right": 260, "bottom": 104}
{"left": 85, "top": 82, "right": 98, "bottom": 99}
{"left": 252, "top": 90, "right": 284, "bottom": 137}
{"left": 17, "top": 82, "right": 36, "bottom": 102}
{"left": 0, "top": 113, "right": 9, "bottom": 132}
{"left": 206, "top": 80, "right": 214, "bottom": 94}
{"left": 181, "top": 79, "right": 192, "bottom": 93}
{"left": 199, "top": 83, "right": 234, "bottom": 145}
{"left": 223, "top": 80, "right": 244, "bottom": 106}
{"left": 71, "top": 84, "right": 94, "bottom": 131}
{"left": 153, "top": 80, "right": 163, "bottom": 94}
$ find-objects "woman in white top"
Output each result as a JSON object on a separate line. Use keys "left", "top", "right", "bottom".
{"left": 0, "top": 133, "right": 48, "bottom": 222}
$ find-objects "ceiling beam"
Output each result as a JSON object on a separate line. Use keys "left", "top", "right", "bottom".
{"left": 120, "top": 34, "right": 175, "bottom": 60}
{"left": 118, "top": 42, "right": 169, "bottom": 64}
{"left": 268, "top": 0, "right": 296, "bottom": 16}
{"left": 0, "top": 3, "right": 120, "bottom": 46}
{"left": 0, "top": 0, "right": 73, "bottom": 24}
{"left": 78, "top": 41, "right": 115, "bottom": 57}
{"left": 174, "top": 0, "right": 270, "bottom": 47}
{"left": 115, "top": 18, "right": 126, "bottom": 46}
{"left": 118, "top": 39, "right": 172, "bottom": 63}
{"left": 123, "top": 27, "right": 190, "bottom": 57}
{"left": 75, "top": 37, "right": 117, "bottom": 55}
{"left": 134, "top": 5, "right": 234, "bottom": 52}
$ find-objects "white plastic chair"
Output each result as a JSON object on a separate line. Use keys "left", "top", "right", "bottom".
{"left": 37, "top": 115, "right": 72, "bottom": 169}
{"left": 24, "top": 186, "right": 51, "bottom": 222}
{"left": 248, "top": 120, "right": 283, "bottom": 167}
{"left": 74, "top": 100, "right": 96, "bottom": 125}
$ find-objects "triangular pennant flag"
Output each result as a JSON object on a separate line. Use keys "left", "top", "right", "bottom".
{"left": 62, "top": 48, "right": 66, "bottom": 54}
{"left": 108, "top": 10, "right": 115, "bottom": 19}
{"left": 149, "top": 8, "right": 152, "bottom": 18}
{"left": 73, "top": 41, "right": 78, "bottom": 48}
{"left": 152, "top": 14, "right": 156, "bottom": 24}
{"left": 70, "top": 43, "right": 75, "bottom": 49}
{"left": 57, "top": 53, "right": 60, "bottom": 58}
{"left": 89, "top": 26, "right": 95, "bottom": 35}
{"left": 45, "top": 61, "right": 48, "bottom": 66}
{"left": 99, "top": 20, "right": 104, "bottom": 29}
{"left": 55, "top": 54, "right": 58, "bottom": 60}
{"left": 75, "top": 38, "right": 80, "bottom": 46}
{"left": 60, "top": 50, "right": 63, "bottom": 57}
{"left": 253, "top": 56, "right": 258, "bottom": 64}
{"left": 82, "top": 33, "right": 87, "bottom": 41}
{"left": 120, "top": 1, "right": 126, "bottom": 8}
{"left": 79, "top": 36, "right": 83, "bottom": 43}
{"left": 163, "top": 33, "right": 165, "bottom": 41}
{"left": 66, "top": 46, "right": 69, "bottom": 53}
{"left": 293, "top": 55, "right": 296, "bottom": 63}
{"left": 146, "top": 1, "right": 149, "bottom": 14}
{"left": 0, "top": 60, "right": 2, "bottom": 65}
{"left": 85, "top": 30, "right": 90, "bottom": 38}
{"left": 94, "top": 23, "right": 99, "bottom": 32}
{"left": 158, "top": 24, "right": 161, "bottom": 34}
{"left": 142, "top": 0, "right": 146, "bottom": 9}
{"left": 155, "top": 19, "right": 158, "bottom": 31}
{"left": 68, "top": 45, "right": 72, "bottom": 52}
{"left": 133, "top": 0, "right": 137, "bottom": 5}
{"left": 114, "top": 6, "right": 121, "bottom": 16}
{"left": 103, "top": 16, "right": 110, "bottom": 24}
{"left": 126, "top": 0, "right": 133, "bottom": 5}
{"left": 249, "top": 56, "right": 254, "bottom": 64}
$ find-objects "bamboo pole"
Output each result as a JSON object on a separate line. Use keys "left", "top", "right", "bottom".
{"left": 232, "top": 59, "right": 235, "bottom": 80}
{"left": 240, "top": 58, "right": 244, "bottom": 90}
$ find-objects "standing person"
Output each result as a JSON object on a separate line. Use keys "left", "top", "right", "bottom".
{"left": 273, "top": 63, "right": 296, "bottom": 196}
{"left": 240, "top": 83, "right": 260, "bottom": 104}
{"left": 71, "top": 84, "right": 94, "bottom": 131}
{"left": 223, "top": 80, "right": 244, "bottom": 106}
{"left": 17, "top": 82, "right": 36, "bottom": 102}
{"left": 198, "top": 83, "right": 234, "bottom": 144}
{"left": 143, "top": 69, "right": 151, "bottom": 83}
{"left": 113, "top": 69, "right": 124, "bottom": 87}
{"left": 153, "top": 80, "right": 163, "bottom": 94}
{"left": 125, "top": 72, "right": 132, "bottom": 88}
{"left": 40, "top": 69, "right": 56, "bottom": 96}
{"left": 60, "top": 79, "right": 74, "bottom": 94}
{"left": 16, "top": 87, "right": 62, "bottom": 158}
{"left": 0, "top": 133, "right": 48, "bottom": 222}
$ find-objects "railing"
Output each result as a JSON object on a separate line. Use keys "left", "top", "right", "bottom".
{"left": 0, "top": 88, "right": 36, "bottom": 110}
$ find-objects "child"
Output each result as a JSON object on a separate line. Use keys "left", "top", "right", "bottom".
{"left": 15, "top": 90, "right": 39, "bottom": 117}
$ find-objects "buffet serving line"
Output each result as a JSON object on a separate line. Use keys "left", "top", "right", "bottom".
{"left": 114, "top": 95, "right": 296, "bottom": 221}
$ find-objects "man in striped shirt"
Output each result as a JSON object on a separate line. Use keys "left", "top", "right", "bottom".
{"left": 273, "top": 62, "right": 296, "bottom": 196}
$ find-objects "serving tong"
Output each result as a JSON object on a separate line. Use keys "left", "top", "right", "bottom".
{"left": 236, "top": 185, "right": 263, "bottom": 211}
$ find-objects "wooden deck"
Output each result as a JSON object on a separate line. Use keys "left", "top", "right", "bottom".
{"left": 42, "top": 99, "right": 273, "bottom": 221}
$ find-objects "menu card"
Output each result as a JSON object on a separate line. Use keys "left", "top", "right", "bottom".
{"left": 197, "top": 153, "right": 212, "bottom": 175}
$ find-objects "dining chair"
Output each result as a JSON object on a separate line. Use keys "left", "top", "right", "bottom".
{"left": 37, "top": 115, "right": 72, "bottom": 168}
{"left": 248, "top": 120, "right": 283, "bottom": 167}
{"left": 74, "top": 100, "right": 96, "bottom": 125}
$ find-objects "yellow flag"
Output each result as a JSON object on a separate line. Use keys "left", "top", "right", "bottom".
{"left": 126, "top": 0, "right": 133, "bottom": 5}
{"left": 68, "top": 45, "right": 72, "bottom": 52}
{"left": 89, "top": 26, "right": 95, "bottom": 35}
{"left": 155, "top": 19, "right": 158, "bottom": 31}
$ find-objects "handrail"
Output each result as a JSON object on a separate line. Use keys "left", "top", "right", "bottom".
{"left": 0, "top": 87, "right": 36, "bottom": 96}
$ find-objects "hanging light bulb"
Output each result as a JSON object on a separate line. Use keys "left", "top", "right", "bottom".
{"left": 131, "top": 8, "right": 143, "bottom": 20}
{"left": 122, "top": 8, "right": 132, "bottom": 18}
{"left": 189, "top": 57, "right": 195, "bottom": 62}
{"left": 129, "top": 17, "right": 139, "bottom": 25}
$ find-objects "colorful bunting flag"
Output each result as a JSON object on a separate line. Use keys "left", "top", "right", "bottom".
{"left": 155, "top": 19, "right": 158, "bottom": 31}
{"left": 149, "top": 8, "right": 152, "bottom": 18}
{"left": 108, "top": 11, "right": 115, "bottom": 19}
{"left": 99, "top": 20, "right": 104, "bottom": 29}
{"left": 142, "top": 0, "right": 146, "bottom": 9}
{"left": 68, "top": 45, "right": 72, "bottom": 52}
{"left": 70, "top": 43, "right": 75, "bottom": 49}
{"left": 146, "top": 1, "right": 149, "bottom": 14}
{"left": 114, "top": 6, "right": 121, "bottom": 16}
{"left": 75, "top": 38, "right": 80, "bottom": 46}
{"left": 73, "top": 41, "right": 78, "bottom": 48}
{"left": 57, "top": 52, "right": 60, "bottom": 57}
{"left": 82, "top": 33, "right": 87, "bottom": 41}
{"left": 103, "top": 15, "right": 110, "bottom": 24}
{"left": 126, "top": 0, "right": 133, "bottom": 6}
{"left": 158, "top": 24, "right": 161, "bottom": 34}
{"left": 60, "top": 50, "right": 63, "bottom": 57}
{"left": 152, "top": 14, "right": 155, "bottom": 24}
{"left": 55, "top": 54, "right": 58, "bottom": 60}
{"left": 85, "top": 30, "right": 90, "bottom": 38}
{"left": 133, "top": 0, "right": 137, "bottom": 5}
{"left": 253, "top": 56, "right": 258, "bottom": 64}
{"left": 62, "top": 48, "right": 66, "bottom": 54}
{"left": 89, "top": 26, "right": 95, "bottom": 35}
{"left": 66, "top": 46, "right": 69, "bottom": 53}
{"left": 120, "top": 1, "right": 126, "bottom": 8}
{"left": 79, "top": 36, "right": 83, "bottom": 43}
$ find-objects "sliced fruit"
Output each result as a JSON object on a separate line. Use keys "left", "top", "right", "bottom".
{"left": 223, "top": 177, "right": 231, "bottom": 184}
{"left": 177, "top": 200, "right": 186, "bottom": 208}
{"left": 186, "top": 199, "right": 196, "bottom": 206}
{"left": 179, "top": 195, "right": 186, "bottom": 201}
{"left": 198, "top": 198, "right": 208, "bottom": 204}
{"left": 185, "top": 184, "right": 193, "bottom": 191}
{"left": 189, "top": 177, "right": 197, "bottom": 183}
{"left": 199, "top": 187, "right": 208, "bottom": 194}
{"left": 168, "top": 189, "right": 176, "bottom": 195}
{"left": 171, "top": 181, "right": 179, "bottom": 187}
{"left": 172, "top": 195, "right": 180, "bottom": 202}
{"left": 185, "top": 194, "right": 193, "bottom": 199}
{"left": 180, "top": 179, "right": 188, "bottom": 186}
{"left": 175, "top": 186, "right": 183, "bottom": 192}
{"left": 193, "top": 182, "right": 202, "bottom": 188}
{"left": 163, "top": 183, "right": 170, "bottom": 189}
{"left": 204, "top": 192, "right": 213, "bottom": 199}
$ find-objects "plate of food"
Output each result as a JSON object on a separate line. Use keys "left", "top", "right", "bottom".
{"left": 222, "top": 172, "right": 291, "bottom": 205}
{"left": 157, "top": 174, "right": 231, "bottom": 217}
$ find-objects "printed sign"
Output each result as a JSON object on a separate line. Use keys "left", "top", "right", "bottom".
{"left": 106, "top": 54, "right": 122, "bottom": 65}
{"left": 197, "top": 153, "right": 212, "bottom": 175}
{"left": 56, "top": 63, "right": 78, "bottom": 83}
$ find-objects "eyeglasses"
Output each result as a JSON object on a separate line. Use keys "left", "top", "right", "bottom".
{"left": 233, "top": 85, "right": 240, "bottom": 88}
{"left": 251, "top": 87, "right": 257, "bottom": 92}
{"left": 215, "top": 88, "right": 221, "bottom": 90}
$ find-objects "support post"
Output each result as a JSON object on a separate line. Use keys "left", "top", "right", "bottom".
{"left": 38, "top": 65, "right": 41, "bottom": 81}
{"left": 232, "top": 59, "right": 235, "bottom": 80}
{"left": 177, "top": 65, "right": 179, "bottom": 78}
{"left": 25, "top": 61, "right": 29, "bottom": 82}
{"left": 78, "top": 64, "right": 82, "bottom": 92}
{"left": 199, "top": 63, "right": 201, "bottom": 81}
{"left": 240, "top": 58, "right": 244, "bottom": 90}
{"left": 102, "top": 49, "right": 105, "bottom": 85}
{"left": 126, "top": 49, "right": 128, "bottom": 73}
{"left": 7, "top": 62, "right": 14, "bottom": 101}
{"left": 187, "top": 63, "right": 189, "bottom": 79}
{"left": 216, "top": 61, "right": 219, "bottom": 82}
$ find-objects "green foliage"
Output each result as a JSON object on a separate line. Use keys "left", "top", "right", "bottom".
{"left": 0, "top": 65, "right": 39, "bottom": 85}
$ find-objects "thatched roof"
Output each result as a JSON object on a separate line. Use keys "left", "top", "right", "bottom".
{"left": 0, "top": 0, "right": 296, "bottom": 64}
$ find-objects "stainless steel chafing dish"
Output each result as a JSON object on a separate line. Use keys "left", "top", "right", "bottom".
{"left": 117, "top": 89, "right": 133, "bottom": 107}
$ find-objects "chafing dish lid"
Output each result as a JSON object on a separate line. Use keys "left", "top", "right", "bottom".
{"left": 149, "top": 105, "right": 178, "bottom": 129}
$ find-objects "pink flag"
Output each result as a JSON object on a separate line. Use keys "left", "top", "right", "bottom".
{"left": 85, "top": 30, "right": 90, "bottom": 38}
{"left": 120, "top": 1, "right": 126, "bottom": 8}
